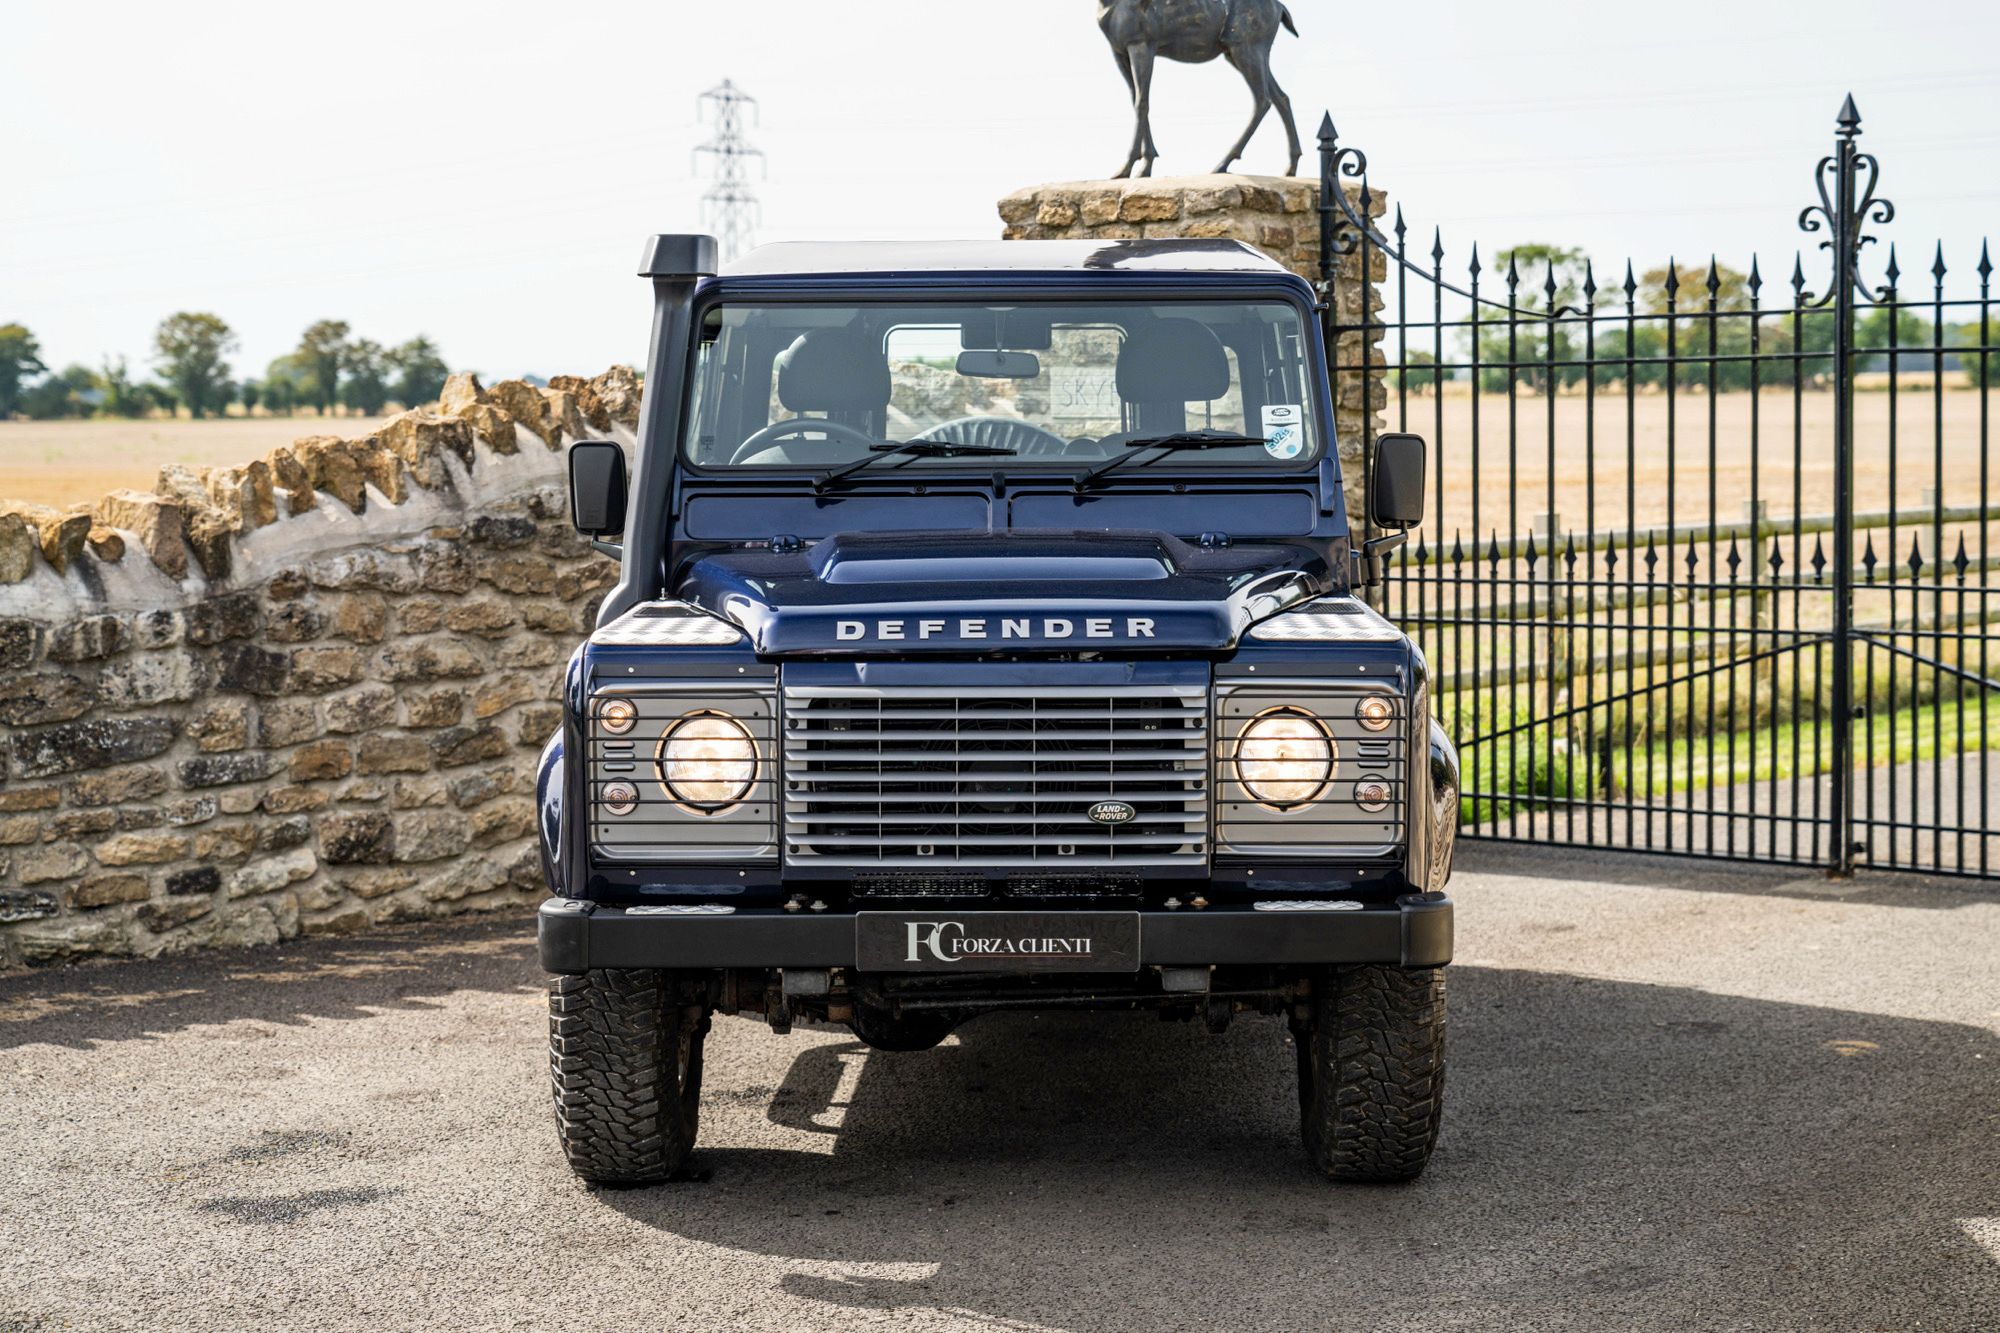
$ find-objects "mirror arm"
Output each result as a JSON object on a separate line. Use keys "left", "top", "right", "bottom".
{"left": 589, "top": 537, "right": 624, "bottom": 559}
{"left": 1356, "top": 528, "right": 1410, "bottom": 588}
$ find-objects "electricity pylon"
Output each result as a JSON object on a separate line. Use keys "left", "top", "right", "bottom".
{"left": 695, "top": 79, "right": 764, "bottom": 263}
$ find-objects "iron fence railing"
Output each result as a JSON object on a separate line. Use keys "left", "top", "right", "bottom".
{"left": 1319, "top": 96, "right": 1998, "bottom": 879}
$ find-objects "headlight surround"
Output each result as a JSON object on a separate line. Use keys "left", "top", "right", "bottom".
{"left": 1235, "top": 708, "right": 1337, "bottom": 808}
{"left": 657, "top": 711, "right": 757, "bottom": 813}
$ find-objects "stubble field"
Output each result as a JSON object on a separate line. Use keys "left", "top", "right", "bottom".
{"left": 0, "top": 415, "right": 399, "bottom": 508}
{"left": 1383, "top": 385, "right": 1993, "bottom": 541}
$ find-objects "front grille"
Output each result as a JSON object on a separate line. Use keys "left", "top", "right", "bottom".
{"left": 782, "top": 685, "right": 1209, "bottom": 869}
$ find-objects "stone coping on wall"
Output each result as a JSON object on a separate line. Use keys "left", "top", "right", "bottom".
{"left": 997, "top": 173, "right": 1383, "bottom": 287}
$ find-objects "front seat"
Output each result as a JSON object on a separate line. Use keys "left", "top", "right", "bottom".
{"left": 1113, "top": 318, "right": 1231, "bottom": 436}
{"left": 775, "top": 327, "right": 890, "bottom": 429}
{"left": 730, "top": 327, "right": 893, "bottom": 466}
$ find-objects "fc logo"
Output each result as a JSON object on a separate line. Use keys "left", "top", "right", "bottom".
{"left": 904, "top": 920, "right": 967, "bottom": 963}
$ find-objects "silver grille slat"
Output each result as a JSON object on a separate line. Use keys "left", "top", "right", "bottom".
{"left": 782, "top": 684, "right": 1209, "bottom": 869}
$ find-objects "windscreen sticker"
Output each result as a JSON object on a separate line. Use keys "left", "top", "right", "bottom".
{"left": 1262, "top": 404, "right": 1304, "bottom": 459}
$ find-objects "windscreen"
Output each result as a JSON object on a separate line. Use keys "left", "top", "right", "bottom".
{"left": 684, "top": 299, "right": 1320, "bottom": 471}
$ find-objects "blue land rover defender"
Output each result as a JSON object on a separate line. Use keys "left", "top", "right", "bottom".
{"left": 538, "top": 234, "right": 1459, "bottom": 1184}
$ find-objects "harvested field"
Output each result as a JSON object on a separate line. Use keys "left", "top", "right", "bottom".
{"left": 1381, "top": 386, "right": 1993, "bottom": 542}
{"left": 0, "top": 415, "right": 398, "bottom": 508}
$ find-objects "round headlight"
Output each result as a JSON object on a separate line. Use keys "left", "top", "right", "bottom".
{"left": 657, "top": 712, "right": 756, "bottom": 812}
{"left": 1236, "top": 709, "right": 1336, "bottom": 807}
{"left": 1356, "top": 695, "right": 1394, "bottom": 732}
{"left": 598, "top": 697, "right": 638, "bottom": 735}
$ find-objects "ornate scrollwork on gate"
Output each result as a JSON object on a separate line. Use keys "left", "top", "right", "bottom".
{"left": 1796, "top": 95, "right": 1898, "bottom": 307}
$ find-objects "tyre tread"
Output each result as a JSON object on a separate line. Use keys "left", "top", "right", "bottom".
{"left": 548, "top": 969, "right": 702, "bottom": 1185}
{"left": 1299, "top": 964, "right": 1446, "bottom": 1183}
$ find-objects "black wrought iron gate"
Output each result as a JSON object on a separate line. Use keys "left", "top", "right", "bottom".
{"left": 1319, "top": 97, "right": 1998, "bottom": 879}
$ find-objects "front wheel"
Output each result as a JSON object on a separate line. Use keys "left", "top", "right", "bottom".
{"left": 1295, "top": 964, "right": 1447, "bottom": 1182}
{"left": 549, "top": 969, "right": 709, "bottom": 1185}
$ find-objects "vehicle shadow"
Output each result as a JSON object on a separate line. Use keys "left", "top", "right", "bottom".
{"left": 0, "top": 915, "right": 537, "bottom": 1052}
{"left": 599, "top": 966, "right": 2000, "bottom": 1331}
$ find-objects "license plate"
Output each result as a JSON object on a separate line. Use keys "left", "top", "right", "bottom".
{"left": 855, "top": 911, "right": 1141, "bottom": 973}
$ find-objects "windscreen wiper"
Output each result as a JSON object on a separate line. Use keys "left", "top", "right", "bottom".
{"left": 813, "top": 440, "right": 1016, "bottom": 492}
{"left": 1073, "top": 430, "right": 1270, "bottom": 492}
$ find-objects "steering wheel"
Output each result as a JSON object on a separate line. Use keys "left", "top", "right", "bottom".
{"left": 916, "top": 415, "right": 1071, "bottom": 457}
{"left": 727, "top": 418, "right": 880, "bottom": 466}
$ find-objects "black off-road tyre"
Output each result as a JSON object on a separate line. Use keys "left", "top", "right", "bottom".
{"left": 1295, "top": 964, "right": 1446, "bottom": 1183}
{"left": 549, "top": 969, "right": 710, "bottom": 1186}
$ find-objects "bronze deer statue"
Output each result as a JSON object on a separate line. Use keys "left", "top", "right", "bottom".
{"left": 1098, "top": 0, "right": 1303, "bottom": 179}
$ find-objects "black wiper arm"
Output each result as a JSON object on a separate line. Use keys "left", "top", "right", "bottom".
{"left": 813, "top": 440, "right": 1016, "bottom": 492}
{"left": 1074, "top": 431, "right": 1270, "bottom": 492}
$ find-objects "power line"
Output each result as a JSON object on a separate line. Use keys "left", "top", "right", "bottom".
{"left": 695, "top": 79, "right": 764, "bottom": 264}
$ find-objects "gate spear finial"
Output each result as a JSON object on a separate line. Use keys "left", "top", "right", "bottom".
{"left": 1837, "top": 93, "right": 1862, "bottom": 135}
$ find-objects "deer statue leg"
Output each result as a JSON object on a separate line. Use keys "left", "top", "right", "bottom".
{"left": 1127, "top": 44, "right": 1159, "bottom": 177}
{"left": 1267, "top": 65, "right": 1302, "bottom": 175}
{"left": 1111, "top": 48, "right": 1144, "bottom": 179}
{"left": 1213, "top": 46, "right": 1273, "bottom": 175}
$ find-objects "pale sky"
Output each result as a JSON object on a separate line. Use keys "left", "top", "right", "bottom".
{"left": 4, "top": 0, "right": 1996, "bottom": 384}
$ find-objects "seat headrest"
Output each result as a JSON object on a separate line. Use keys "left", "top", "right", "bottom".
{"left": 1115, "top": 318, "right": 1230, "bottom": 404}
{"left": 776, "top": 328, "right": 891, "bottom": 414}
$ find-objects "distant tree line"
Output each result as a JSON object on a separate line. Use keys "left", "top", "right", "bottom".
{"left": 1390, "top": 242, "right": 1995, "bottom": 395}
{"left": 0, "top": 316, "right": 451, "bottom": 421}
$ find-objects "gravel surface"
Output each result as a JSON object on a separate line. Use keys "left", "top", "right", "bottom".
{"left": 3, "top": 845, "right": 1997, "bottom": 1332}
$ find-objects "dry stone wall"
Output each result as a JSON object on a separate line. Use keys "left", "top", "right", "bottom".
{"left": 0, "top": 368, "right": 641, "bottom": 967}
{"left": 997, "top": 173, "right": 1387, "bottom": 520}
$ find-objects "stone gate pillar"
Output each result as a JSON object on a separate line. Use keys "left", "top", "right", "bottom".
{"left": 998, "top": 175, "right": 1387, "bottom": 524}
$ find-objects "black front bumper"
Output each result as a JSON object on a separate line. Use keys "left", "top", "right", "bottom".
{"left": 537, "top": 892, "right": 1452, "bottom": 974}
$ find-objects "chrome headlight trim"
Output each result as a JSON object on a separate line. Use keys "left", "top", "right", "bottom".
{"left": 1215, "top": 679, "right": 1407, "bottom": 859}
{"left": 587, "top": 679, "right": 777, "bottom": 862}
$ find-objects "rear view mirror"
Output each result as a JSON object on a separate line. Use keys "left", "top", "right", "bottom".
{"left": 1370, "top": 433, "right": 1426, "bottom": 531}
{"left": 569, "top": 440, "right": 629, "bottom": 538}
{"left": 956, "top": 349, "right": 1042, "bottom": 380}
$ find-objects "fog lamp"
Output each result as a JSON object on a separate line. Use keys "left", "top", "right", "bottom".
{"left": 1236, "top": 709, "right": 1335, "bottom": 807}
{"left": 658, "top": 712, "right": 757, "bottom": 812}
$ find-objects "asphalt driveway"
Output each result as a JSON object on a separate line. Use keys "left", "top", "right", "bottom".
{"left": 3, "top": 846, "right": 1997, "bottom": 1331}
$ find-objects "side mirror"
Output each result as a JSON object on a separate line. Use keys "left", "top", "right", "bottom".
{"left": 569, "top": 440, "right": 628, "bottom": 541}
{"left": 1370, "top": 432, "right": 1426, "bottom": 531}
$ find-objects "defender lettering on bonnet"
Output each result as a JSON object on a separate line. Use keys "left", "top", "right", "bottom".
{"left": 835, "top": 617, "right": 1158, "bottom": 642}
